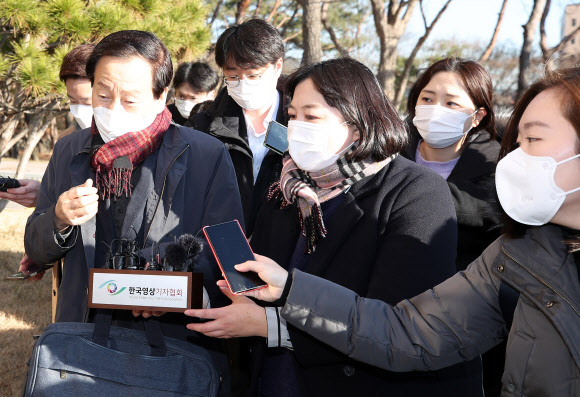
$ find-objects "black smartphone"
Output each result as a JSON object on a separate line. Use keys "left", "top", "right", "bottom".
{"left": 264, "top": 120, "right": 288, "bottom": 155}
{"left": 5, "top": 264, "right": 53, "bottom": 280}
{"left": 203, "top": 220, "right": 267, "bottom": 295}
{"left": 0, "top": 176, "right": 20, "bottom": 192}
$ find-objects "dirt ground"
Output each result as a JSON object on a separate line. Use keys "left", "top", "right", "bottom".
{"left": 0, "top": 208, "right": 52, "bottom": 396}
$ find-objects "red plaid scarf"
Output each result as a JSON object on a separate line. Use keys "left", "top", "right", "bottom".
{"left": 90, "top": 107, "right": 172, "bottom": 199}
{"left": 268, "top": 147, "right": 396, "bottom": 253}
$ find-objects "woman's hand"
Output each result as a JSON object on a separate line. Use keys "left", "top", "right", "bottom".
{"left": 0, "top": 179, "right": 41, "bottom": 208}
{"left": 235, "top": 254, "right": 288, "bottom": 302}
{"left": 184, "top": 284, "right": 267, "bottom": 338}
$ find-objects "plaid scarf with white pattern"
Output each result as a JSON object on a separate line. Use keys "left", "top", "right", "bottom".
{"left": 90, "top": 107, "right": 171, "bottom": 200}
{"left": 268, "top": 147, "right": 397, "bottom": 253}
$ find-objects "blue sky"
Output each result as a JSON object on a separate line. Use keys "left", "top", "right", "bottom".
{"left": 401, "top": 0, "right": 576, "bottom": 55}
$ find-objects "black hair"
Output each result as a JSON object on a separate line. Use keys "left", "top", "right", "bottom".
{"left": 86, "top": 30, "right": 173, "bottom": 99}
{"left": 173, "top": 62, "right": 219, "bottom": 93}
{"left": 285, "top": 57, "right": 408, "bottom": 162}
{"left": 215, "top": 19, "right": 284, "bottom": 70}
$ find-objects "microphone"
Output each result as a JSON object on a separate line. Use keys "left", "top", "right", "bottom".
{"left": 163, "top": 234, "right": 204, "bottom": 272}
{"left": 163, "top": 243, "right": 187, "bottom": 272}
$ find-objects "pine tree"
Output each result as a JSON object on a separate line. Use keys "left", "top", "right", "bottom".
{"left": 0, "top": 0, "right": 210, "bottom": 178}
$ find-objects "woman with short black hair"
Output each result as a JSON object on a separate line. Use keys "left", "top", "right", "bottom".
{"left": 185, "top": 57, "right": 482, "bottom": 397}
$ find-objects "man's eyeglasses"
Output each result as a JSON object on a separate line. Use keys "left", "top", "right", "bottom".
{"left": 222, "top": 66, "right": 271, "bottom": 88}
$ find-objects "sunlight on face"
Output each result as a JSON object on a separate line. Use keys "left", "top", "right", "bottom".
{"left": 418, "top": 72, "right": 476, "bottom": 112}
{"left": 516, "top": 88, "right": 580, "bottom": 194}
{"left": 175, "top": 83, "right": 214, "bottom": 103}
{"left": 417, "top": 71, "right": 485, "bottom": 132}
{"left": 65, "top": 77, "right": 92, "bottom": 106}
{"left": 92, "top": 56, "right": 166, "bottom": 115}
{"left": 288, "top": 78, "right": 359, "bottom": 154}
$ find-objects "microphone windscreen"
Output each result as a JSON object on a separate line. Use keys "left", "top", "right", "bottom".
{"left": 178, "top": 234, "right": 204, "bottom": 258}
{"left": 164, "top": 243, "right": 187, "bottom": 269}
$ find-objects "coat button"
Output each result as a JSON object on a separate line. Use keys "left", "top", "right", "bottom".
{"left": 85, "top": 287, "right": 89, "bottom": 295}
{"left": 546, "top": 301, "right": 554, "bottom": 308}
{"left": 497, "top": 264, "right": 504, "bottom": 272}
{"left": 343, "top": 365, "right": 356, "bottom": 377}
{"left": 506, "top": 383, "right": 516, "bottom": 392}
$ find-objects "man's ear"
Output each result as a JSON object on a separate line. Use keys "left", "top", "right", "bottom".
{"left": 156, "top": 87, "right": 170, "bottom": 112}
{"left": 274, "top": 58, "right": 283, "bottom": 78}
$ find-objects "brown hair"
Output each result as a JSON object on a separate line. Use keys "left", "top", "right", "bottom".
{"left": 59, "top": 44, "right": 95, "bottom": 82}
{"left": 407, "top": 57, "right": 496, "bottom": 139}
{"left": 499, "top": 67, "right": 580, "bottom": 238}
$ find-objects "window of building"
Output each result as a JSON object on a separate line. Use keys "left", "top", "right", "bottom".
{"left": 572, "top": 38, "right": 576, "bottom": 45}
{"left": 573, "top": 18, "right": 577, "bottom": 27}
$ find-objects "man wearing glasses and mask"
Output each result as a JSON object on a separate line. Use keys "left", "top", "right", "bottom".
{"left": 190, "top": 19, "right": 286, "bottom": 235}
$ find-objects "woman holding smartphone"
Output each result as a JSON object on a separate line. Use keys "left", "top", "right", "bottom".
{"left": 185, "top": 58, "right": 482, "bottom": 397}
{"left": 238, "top": 67, "right": 580, "bottom": 397}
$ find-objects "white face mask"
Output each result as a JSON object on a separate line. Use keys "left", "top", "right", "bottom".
{"left": 93, "top": 102, "right": 162, "bottom": 143}
{"left": 226, "top": 67, "right": 277, "bottom": 111}
{"left": 413, "top": 105, "right": 478, "bottom": 148}
{"left": 496, "top": 148, "right": 580, "bottom": 226}
{"left": 288, "top": 120, "right": 352, "bottom": 172}
{"left": 70, "top": 104, "right": 93, "bottom": 130}
{"left": 174, "top": 98, "right": 196, "bottom": 119}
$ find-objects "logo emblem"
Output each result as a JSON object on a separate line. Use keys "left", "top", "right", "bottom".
{"left": 98, "top": 280, "right": 126, "bottom": 295}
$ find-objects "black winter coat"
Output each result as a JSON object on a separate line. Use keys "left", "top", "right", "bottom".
{"left": 249, "top": 155, "right": 483, "bottom": 397}
{"left": 167, "top": 102, "right": 188, "bottom": 126}
{"left": 403, "top": 129, "right": 503, "bottom": 271}
{"left": 190, "top": 84, "right": 287, "bottom": 235}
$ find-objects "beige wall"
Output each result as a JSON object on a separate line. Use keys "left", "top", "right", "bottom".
{"left": 563, "top": 4, "right": 580, "bottom": 56}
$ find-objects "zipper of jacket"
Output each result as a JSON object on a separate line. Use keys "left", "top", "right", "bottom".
{"left": 502, "top": 246, "right": 580, "bottom": 317}
{"left": 142, "top": 145, "right": 189, "bottom": 248}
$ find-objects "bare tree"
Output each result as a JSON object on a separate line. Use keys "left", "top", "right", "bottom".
{"left": 321, "top": 2, "right": 349, "bottom": 57}
{"left": 370, "top": 0, "right": 420, "bottom": 99}
{"left": 393, "top": 0, "right": 453, "bottom": 108}
{"left": 235, "top": 0, "right": 253, "bottom": 24}
{"left": 15, "top": 111, "right": 52, "bottom": 178}
{"left": 479, "top": 0, "right": 509, "bottom": 62}
{"left": 209, "top": 0, "right": 225, "bottom": 27}
{"left": 517, "top": 0, "right": 547, "bottom": 99}
{"left": 301, "top": 0, "right": 323, "bottom": 65}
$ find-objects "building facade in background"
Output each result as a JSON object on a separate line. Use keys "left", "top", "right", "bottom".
{"left": 563, "top": 3, "right": 580, "bottom": 58}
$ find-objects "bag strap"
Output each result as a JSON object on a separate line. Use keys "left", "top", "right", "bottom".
{"left": 143, "top": 317, "right": 167, "bottom": 357}
{"left": 92, "top": 309, "right": 167, "bottom": 357}
{"left": 498, "top": 280, "right": 520, "bottom": 330}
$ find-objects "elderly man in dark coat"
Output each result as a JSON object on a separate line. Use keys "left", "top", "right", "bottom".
{"left": 24, "top": 30, "right": 243, "bottom": 396}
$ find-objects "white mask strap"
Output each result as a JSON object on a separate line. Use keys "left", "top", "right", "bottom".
{"left": 554, "top": 153, "right": 580, "bottom": 196}
{"left": 556, "top": 152, "right": 580, "bottom": 166}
